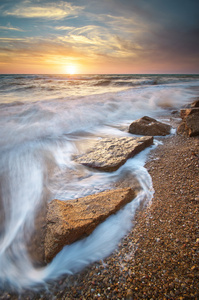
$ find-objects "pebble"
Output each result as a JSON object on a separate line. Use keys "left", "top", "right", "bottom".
{"left": 126, "top": 289, "right": 133, "bottom": 300}
{"left": 1, "top": 124, "right": 199, "bottom": 300}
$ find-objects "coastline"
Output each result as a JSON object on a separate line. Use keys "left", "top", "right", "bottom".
{"left": 45, "top": 117, "right": 199, "bottom": 299}
{"left": 54, "top": 135, "right": 198, "bottom": 300}
{"left": 1, "top": 114, "right": 199, "bottom": 299}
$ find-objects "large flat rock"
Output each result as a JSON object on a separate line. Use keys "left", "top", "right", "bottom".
{"left": 74, "top": 136, "right": 153, "bottom": 172}
{"left": 45, "top": 187, "right": 135, "bottom": 262}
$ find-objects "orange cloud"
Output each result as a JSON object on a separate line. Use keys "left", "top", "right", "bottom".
{"left": 3, "top": 1, "right": 83, "bottom": 20}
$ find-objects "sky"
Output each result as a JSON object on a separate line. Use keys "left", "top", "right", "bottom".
{"left": 0, "top": 0, "right": 198, "bottom": 74}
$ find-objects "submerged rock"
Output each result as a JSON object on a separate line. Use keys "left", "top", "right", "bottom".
{"left": 177, "top": 108, "right": 199, "bottom": 137}
{"left": 45, "top": 187, "right": 135, "bottom": 262}
{"left": 128, "top": 116, "right": 171, "bottom": 136}
{"left": 74, "top": 136, "right": 153, "bottom": 172}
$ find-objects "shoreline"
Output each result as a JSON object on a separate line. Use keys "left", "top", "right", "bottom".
{"left": 1, "top": 115, "right": 199, "bottom": 299}
{"left": 44, "top": 119, "right": 199, "bottom": 299}
{"left": 55, "top": 134, "right": 198, "bottom": 300}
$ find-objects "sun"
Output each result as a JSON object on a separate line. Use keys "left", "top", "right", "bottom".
{"left": 66, "top": 65, "right": 77, "bottom": 75}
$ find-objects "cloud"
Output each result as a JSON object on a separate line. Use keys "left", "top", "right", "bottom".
{"left": 2, "top": 1, "right": 83, "bottom": 20}
{"left": 0, "top": 24, "right": 24, "bottom": 31}
{"left": 0, "top": 0, "right": 198, "bottom": 72}
{"left": 54, "top": 26, "right": 75, "bottom": 31}
{"left": 0, "top": 37, "right": 25, "bottom": 42}
{"left": 0, "top": 36, "right": 87, "bottom": 61}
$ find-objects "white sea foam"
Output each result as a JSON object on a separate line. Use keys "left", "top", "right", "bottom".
{"left": 0, "top": 74, "right": 198, "bottom": 290}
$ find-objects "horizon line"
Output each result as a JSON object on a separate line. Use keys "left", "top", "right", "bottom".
{"left": 0, "top": 73, "right": 199, "bottom": 76}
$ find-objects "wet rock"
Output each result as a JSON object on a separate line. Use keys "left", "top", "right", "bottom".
{"left": 177, "top": 108, "right": 199, "bottom": 137}
{"left": 180, "top": 107, "right": 199, "bottom": 119}
{"left": 74, "top": 136, "right": 153, "bottom": 172}
{"left": 190, "top": 99, "right": 199, "bottom": 107}
{"left": 45, "top": 187, "right": 135, "bottom": 262}
{"left": 128, "top": 116, "right": 171, "bottom": 136}
{"left": 171, "top": 110, "right": 178, "bottom": 115}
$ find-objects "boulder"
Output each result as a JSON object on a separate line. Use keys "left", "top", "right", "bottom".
{"left": 73, "top": 136, "right": 153, "bottom": 172}
{"left": 128, "top": 116, "right": 171, "bottom": 136}
{"left": 45, "top": 187, "right": 135, "bottom": 262}
{"left": 177, "top": 108, "right": 199, "bottom": 137}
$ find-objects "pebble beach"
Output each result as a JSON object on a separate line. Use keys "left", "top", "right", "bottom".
{"left": 49, "top": 134, "right": 198, "bottom": 300}
{"left": 1, "top": 112, "right": 198, "bottom": 300}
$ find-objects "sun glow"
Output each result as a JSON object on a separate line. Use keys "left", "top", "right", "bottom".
{"left": 66, "top": 65, "right": 77, "bottom": 75}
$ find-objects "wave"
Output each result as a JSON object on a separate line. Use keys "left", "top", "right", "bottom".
{"left": 0, "top": 80, "right": 197, "bottom": 154}
{"left": 0, "top": 74, "right": 198, "bottom": 101}
{"left": 0, "top": 101, "right": 24, "bottom": 109}
{"left": 0, "top": 75, "right": 198, "bottom": 291}
{"left": 94, "top": 80, "right": 112, "bottom": 86}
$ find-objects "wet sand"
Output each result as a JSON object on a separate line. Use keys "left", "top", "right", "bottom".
{"left": 1, "top": 117, "right": 199, "bottom": 300}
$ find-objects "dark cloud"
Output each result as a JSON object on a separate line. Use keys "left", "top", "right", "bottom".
{"left": 109, "top": 0, "right": 199, "bottom": 68}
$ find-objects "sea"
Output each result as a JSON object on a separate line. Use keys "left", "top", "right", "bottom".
{"left": 0, "top": 74, "right": 198, "bottom": 291}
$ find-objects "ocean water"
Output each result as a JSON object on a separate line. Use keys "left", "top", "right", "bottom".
{"left": 0, "top": 74, "right": 198, "bottom": 291}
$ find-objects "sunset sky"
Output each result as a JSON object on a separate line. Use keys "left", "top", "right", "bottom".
{"left": 0, "top": 0, "right": 198, "bottom": 74}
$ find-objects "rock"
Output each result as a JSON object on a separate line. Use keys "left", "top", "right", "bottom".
{"left": 177, "top": 108, "right": 199, "bottom": 137}
{"left": 128, "top": 116, "right": 171, "bottom": 136}
{"left": 171, "top": 110, "right": 179, "bottom": 115}
{"left": 45, "top": 187, "right": 135, "bottom": 262}
{"left": 177, "top": 122, "right": 186, "bottom": 136}
{"left": 190, "top": 99, "right": 199, "bottom": 107}
{"left": 180, "top": 107, "right": 199, "bottom": 119}
{"left": 182, "top": 99, "right": 199, "bottom": 109}
{"left": 74, "top": 136, "right": 153, "bottom": 172}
